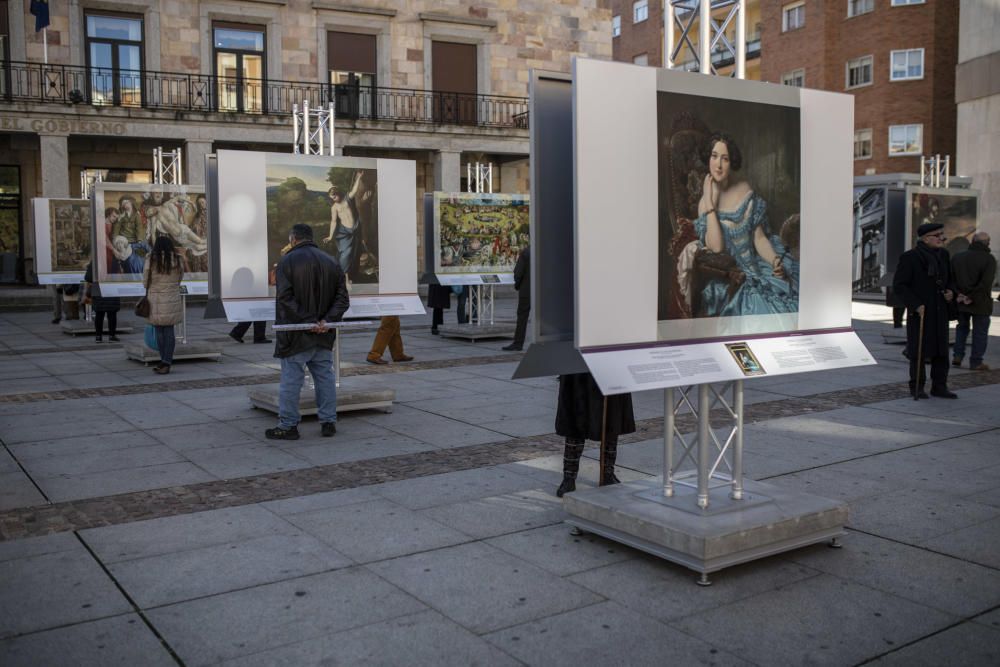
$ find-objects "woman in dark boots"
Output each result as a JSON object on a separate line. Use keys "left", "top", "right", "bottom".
{"left": 83, "top": 262, "right": 121, "bottom": 342}
{"left": 554, "top": 372, "right": 636, "bottom": 497}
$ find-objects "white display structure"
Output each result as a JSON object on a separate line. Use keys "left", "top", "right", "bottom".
{"left": 572, "top": 58, "right": 873, "bottom": 394}
{"left": 431, "top": 192, "right": 529, "bottom": 286}
{"left": 92, "top": 183, "right": 209, "bottom": 297}
{"left": 31, "top": 198, "right": 91, "bottom": 284}
{"left": 215, "top": 150, "right": 422, "bottom": 322}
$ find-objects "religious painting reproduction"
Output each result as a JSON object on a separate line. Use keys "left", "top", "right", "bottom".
{"left": 265, "top": 155, "right": 378, "bottom": 292}
{"left": 433, "top": 192, "right": 529, "bottom": 275}
{"left": 726, "top": 342, "right": 766, "bottom": 377}
{"left": 49, "top": 199, "right": 92, "bottom": 272}
{"left": 94, "top": 184, "right": 208, "bottom": 287}
{"left": 906, "top": 187, "right": 979, "bottom": 257}
{"left": 852, "top": 187, "right": 886, "bottom": 294}
{"left": 657, "top": 93, "right": 801, "bottom": 335}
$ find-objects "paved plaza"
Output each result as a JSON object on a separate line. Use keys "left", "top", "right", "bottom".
{"left": 1, "top": 297, "right": 999, "bottom": 666}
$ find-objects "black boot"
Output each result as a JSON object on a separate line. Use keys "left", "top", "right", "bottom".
{"left": 601, "top": 437, "right": 620, "bottom": 486}
{"left": 556, "top": 439, "right": 585, "bottom": 497}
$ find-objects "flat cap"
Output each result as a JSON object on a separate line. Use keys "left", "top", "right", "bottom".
{"left": 917, "top": 222, "right": 944, "bottom": 237}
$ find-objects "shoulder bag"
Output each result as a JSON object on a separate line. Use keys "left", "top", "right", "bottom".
{"left": 134, "top": 268, "right": 151, "bottom": 318}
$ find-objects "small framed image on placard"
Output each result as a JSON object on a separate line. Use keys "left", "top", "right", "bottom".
{"left": 726, "top": 342, "right": 766, "bottom": 376}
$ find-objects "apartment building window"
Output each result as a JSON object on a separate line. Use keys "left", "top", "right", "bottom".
{"left": 85, "top": 12, "right": 144, "bottom": 107}
{"left": 612, "top": 15, "right": 621, "bottom": 37}
{"left": 847, "top": 55, "right": 873, "bottom": 88}
{"left": 214, "top": 23, "right": 266, "bottom": 113}
{"left": 890, "top": 49, "right": 924, "bottom": 81}
{"left": 633, "top": 0, "right": 648, "bottom": 24}
{"left": 781, "top": 68, "right": 805, "bottom": 87}
{"left": 0, "top": 1, "right": 9, "bottom": 97}
{"left": 328, "top": 31, "right": 376, "bottom": 119}
{"left": 854, "top": 129, "right": 873, "bottom": 159}
{"left": 888, "top": 124, "right": 922, "bottom": 155}
{"left": 782, "top": 2, "right": 805, "bottom": 32}
{"left": 432, "top": 41, "right": 478, "bottom": 124}
{"left": 633, "top": 54, "right": 648, "bottom": 66}
{"left": 847, "top": 0, "right": 874, "bottom": 17}
{"left": 891, "top": 0, "right": 925, "bottom": 6}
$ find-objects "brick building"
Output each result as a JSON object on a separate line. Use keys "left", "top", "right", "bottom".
{"left": 760, "top": 0, "right": 959, "bottom": 177}
{"left": 0, "top": 0, "right": 612, "bottom": 283}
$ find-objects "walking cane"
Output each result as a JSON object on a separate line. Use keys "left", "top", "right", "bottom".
{"left": 913, "top": 308, "right": 925, "bottom": 400}
{"left": 598, "top": 396, "right": 608, "bottom": 486}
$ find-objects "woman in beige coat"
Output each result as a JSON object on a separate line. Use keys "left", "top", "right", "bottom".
{"left": 143, "top": 236, "right": 185, "bottom": 374}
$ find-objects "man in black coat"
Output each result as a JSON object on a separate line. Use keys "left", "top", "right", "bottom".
{"left": 892, "top": 222, "right": 957, "bottom": 399}
{"left": 266, "top": 223, "right": 350, "bottom": 440}
{"left": 952, "top": 231, "right": 996, "bottom": 371}
{"left": 503, "top": 246, "right": 530, "bottom": 351}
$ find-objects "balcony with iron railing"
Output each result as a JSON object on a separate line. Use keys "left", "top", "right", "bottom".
{"left": 0, "top": 60, "right": 530, "bottom": 129}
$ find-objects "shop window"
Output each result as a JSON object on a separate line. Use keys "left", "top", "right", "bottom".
{"left": 0, "top": 166, "right": 20, "bottom": 282}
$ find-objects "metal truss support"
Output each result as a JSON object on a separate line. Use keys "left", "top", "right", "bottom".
{"left": 293, "top": 101, "right": 336, "bottom": 156}
{"left": 920, "top": 154, "right": 951, "bottom": 189}
{"left": 467, "top": 161, "right": 494, "bottom": 194}
{"left": 80, "top": 170, "right": 102, "bottom": 200}
{"left": 661, "top": 380, "right": 745, "bottom": 508}
{"left": 664, "top": 0, "right": 747, "bottom": 78}
{"left": 465, "top": 160, "right": 495, "bottom": 326}
{"left": 153, "top": 147, "right": 183, "bottom": 186}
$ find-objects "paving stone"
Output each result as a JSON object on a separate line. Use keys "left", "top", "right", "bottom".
{"left": 485, "top": 600, "right": 750, "bottom": 667}
{"left": 373, "top": 466, "right": 543, "bottom": 510}
{"left": 0, "top": 532, "right": 78, "bottom": 563}
{"left": 223, "top": 610, "right": 519, "bottom": 667}
{"left": 145, "top": 422, "right": 258, "bottom": 451}
{"left": 23, "top": 445, "right": 185, "bottom": 479}
{"left": 671, "top": 575, "right": 958, "bottom": 665}
{"left": 420, "top": 489, "right": 567, "bottom": 540}
{"left": 0, "top": 613, "right": 175, "bottom": 667}
{"left": 8, "top": 431, "right": 161, "bottom": 461}
{"left": 0, "top": 412, "right": 136, "bottom": 444}
{"left": 182, "top": 443, "right": 312, "bottom": 479}
{"left": 0, "top": 548, "right": 131, "bottom": 638}
{"left": 260, "top": 487, "right": 382, "bottom": 516}
{"left": 36, "top": 462, "right": 218, "bottom": 503}
{"left": 487, "top": 523, "right": 638, "bottom": 576}
{"left": 864, "top": 621, "right": 1000, "bottom": 666}
{"left": 147, "top": 567, "right": 425, "bottom": 666}
{"left": 920, "top": 516, "right": 1000, "bottom": 569}
{"left": 0, "top": 472, "right": 46, "bottom": 511}
{"left": 286, "top": 498, "right": 469, "bottom": 563}
{"left": 368, "top": 542, "right": 602, "bottom": 634}
{"left": 287, "top": 435, "right": 437, "bottom": 467}
{"left": 848, "top": 487, "right": 1000, "bottom": 544}
{"left": 975, "top": 607, "right": 1000, "bottom": 631}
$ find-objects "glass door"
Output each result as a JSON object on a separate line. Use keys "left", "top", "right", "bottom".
{"left": 214, "top": 25, "right": 265, "bottom": 113}
{"left": 0, "top": 165, "right": 21, "bottom": 283}
{"left": 330, "top": 71, "right": 374, "bottom": 119}
{"left": 85, "top": 13, "right": 143, "bottom": 107}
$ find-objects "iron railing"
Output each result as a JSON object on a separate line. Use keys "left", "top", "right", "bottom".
{"left": 0, "top": 60, "right": 529, "bottom": 129}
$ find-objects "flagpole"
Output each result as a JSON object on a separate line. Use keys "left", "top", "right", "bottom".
{"left": 43, "top": 29, "right": 48, "bottom": 65}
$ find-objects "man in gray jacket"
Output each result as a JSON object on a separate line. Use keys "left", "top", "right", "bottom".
{"left": 952, "top": 231, "right": 996, "bottom": 371}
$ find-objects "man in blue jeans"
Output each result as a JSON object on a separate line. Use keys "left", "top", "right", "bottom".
{"left": 952, "top": 231, "right": 996, "bottom": 371}
{"left": 266, "top": 223, "right": 350, "bottom": 440}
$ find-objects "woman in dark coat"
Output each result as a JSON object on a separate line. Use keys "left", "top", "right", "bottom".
{"left": 426, "top": 283, "right": 451, "bottom": 334}
{"left": 83, "top": 262, "right": 121, "bottom": 342}
{"left": 555, "top": 372, "right": 636, "bottom": 497}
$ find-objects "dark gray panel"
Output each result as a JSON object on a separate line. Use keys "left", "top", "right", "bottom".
{"left": 511, "top": 340, "right": 588, "bottom": 379}
{"left": 421, "top": 192, "right": 436, "bottom": 283}
{"left": 204, "top": 154, "right": 226, "bottom": 319}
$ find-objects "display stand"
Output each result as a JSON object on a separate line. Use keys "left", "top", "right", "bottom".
{"left": 247, "top": 321, "right": 394, "bottom": 415}
{"left": 125, "top": 149, "right": 222, "bottom": 364}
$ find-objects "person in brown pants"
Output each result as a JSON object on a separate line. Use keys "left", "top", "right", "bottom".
{"left": 366, "top": 316, "right": 414, "bottom": 365}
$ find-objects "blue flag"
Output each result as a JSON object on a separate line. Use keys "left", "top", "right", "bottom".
{"left": 30, "top": 0, "right": 50, "bottom": 32}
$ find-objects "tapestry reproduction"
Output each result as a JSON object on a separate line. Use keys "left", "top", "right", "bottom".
{"left": 657, "top": 92, "right": 801, "bottom": 333}
{"left": 433, "top": 192, "right": 529, "bottom": 275}
{"left": 49, "top": 199, "right": 92, "bottom": 272}
{"left": 265, "top": 155, "right": 378, "bottom": 292}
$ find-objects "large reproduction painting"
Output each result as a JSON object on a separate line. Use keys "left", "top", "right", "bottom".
{"left": 432, "top": 192, "right": 529, "bottom": 282}
{"left": 904, "top": 186, "right": 979, "bottom": 257}
{"left": 31, "top": 198, "right": 92, "bottom": 284}
{"left": 657, "top": 92, "right": 801, "bottom": 337}
{"left": 93, "top": 183, "right": 208, "bottom": 296}
{"left": 266, "top": 158, "right": 379, "bottom": 292}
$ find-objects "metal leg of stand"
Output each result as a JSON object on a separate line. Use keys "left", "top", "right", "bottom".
{"left": 697, "top": 384, "right": 710, "bottom": 509}
{"left": 180, "top": 293, "right": 188, "bottom": 344}
{"left": 487, "top": 284, "right": 495, "bottom": 325}
{"left": 663, "top": 387, "right": 674, "bottom": 497}
{"left": 731, "top": 380, "right": 744, "bottom": 500}
{"left": 334, "top": 334, "right": 341, "bottom": 389}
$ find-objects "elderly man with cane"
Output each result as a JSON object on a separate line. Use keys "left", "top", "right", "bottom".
{"left": 893, "top": 222, "right": 958, "bottom": 399}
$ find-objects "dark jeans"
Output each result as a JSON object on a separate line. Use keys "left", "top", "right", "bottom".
{"left": 154, "top": 325, "right": 176, "bottom": 365}
{"left": 231, "top": 320, "right": 267, "bottom": 342}
{"left": 431, "top": 308, "right": 444, "bottom": 330}
{"left": 457, "top": 287, "right": 469, "bottom": 324}
{"left": 94, "top": 311, "right": 117, "bottom": 337}
{"left": 909, "top": 355, "right": 949, "bottom": 392}
{"left": 512, "top": 294, "right": 530, "bottom": 346}
{"left": 953, "top": 312, "right": 990, "bottom": 366}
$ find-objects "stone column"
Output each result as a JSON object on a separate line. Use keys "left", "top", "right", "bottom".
{"left": 184, "top": 140, "right": 214, "bottom": 187}
{"left": 39, "top": 135, "right": 70, "bottom": 198}
{"left": 434, "top": 150, "right": 462, "bottom": 192}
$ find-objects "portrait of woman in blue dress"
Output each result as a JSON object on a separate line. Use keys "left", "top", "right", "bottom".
{"left": 693, "top": 132, "right": 799, "bottom": 317}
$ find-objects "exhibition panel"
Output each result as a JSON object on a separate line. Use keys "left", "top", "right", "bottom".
{"left": 431, "top": 192, "right": 529, "bottom": 286}
{"left": 32, "top": 198, "right": 92, "bottom": 284}
{"left": 904, "top": 185, "right": 981, "bottom": 257}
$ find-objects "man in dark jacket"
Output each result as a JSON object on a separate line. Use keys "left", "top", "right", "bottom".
{"left": 893, "top": 222, "right": 957, "bottom": 399}
{"left": 952, "top": 232, "right": 996, "bottom": 371}
{"left": 266, "top": 223, "right": 350, "bottom": 440}
{"left": 503, "top": 246, "right": 530, "bottom": 351}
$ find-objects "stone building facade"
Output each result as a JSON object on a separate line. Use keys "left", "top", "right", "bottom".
{"left": 760, "top": 0, "right": 959, "bottom": 177}
{"left": 0, "top": 0, "right": 612, "bottom": 282}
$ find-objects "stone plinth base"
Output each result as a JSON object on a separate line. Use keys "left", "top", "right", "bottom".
{"left": 61, "top": 320, "right": 135, "bottom": 336}
{"left": 248, "top": 383, "right": 394, "bottom": 414}
{"left": 123, "top": 342, "right": 223, "bottom": 364}
{"left": 437, "top": 323, "right": 515, "bottom": 341}
{"left": 563, "top": 478, "right": 847, "bottom": 577}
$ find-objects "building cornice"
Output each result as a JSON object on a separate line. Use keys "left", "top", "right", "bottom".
{"left": 418, "top": 12, "right": 497, "bottom": 28}
{"left": 312, "top": 2, "right": 397, "bottom": 16}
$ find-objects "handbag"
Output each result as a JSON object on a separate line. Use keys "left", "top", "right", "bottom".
{"left": 134, "top": 269, "right": 151, "bottom": 318}
{"left": 144, "top": 324, "right": 159, "bottom": 351}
